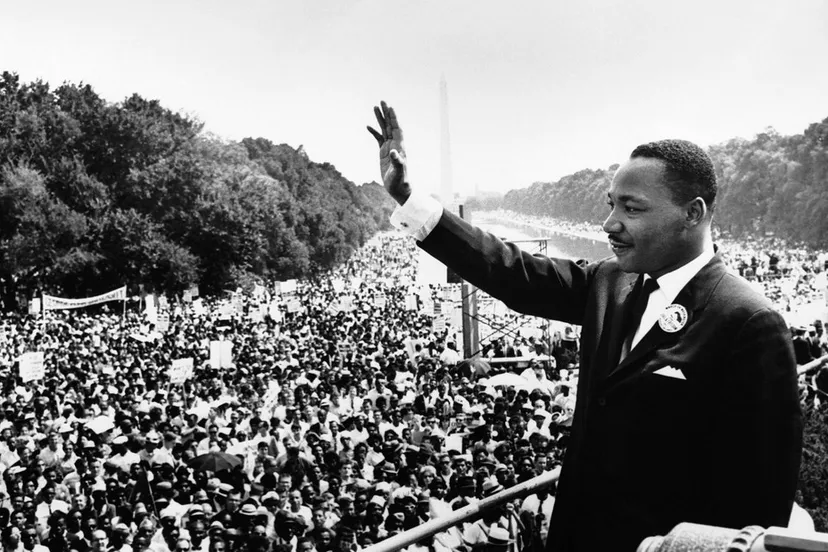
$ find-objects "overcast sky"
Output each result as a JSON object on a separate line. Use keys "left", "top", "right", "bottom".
{"left": 2, "top": 0, "right": 827, "bottom": 197}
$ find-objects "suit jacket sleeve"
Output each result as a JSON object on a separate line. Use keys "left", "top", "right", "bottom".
{"left": 419, "top": 209, "right": 595, "bottom": 325}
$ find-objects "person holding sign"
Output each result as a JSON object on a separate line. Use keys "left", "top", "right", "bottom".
{"left": 367, "top": 102, "right": 802, "bottom": 552}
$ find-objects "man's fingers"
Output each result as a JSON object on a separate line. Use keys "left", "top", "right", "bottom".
{"left": 367, "top": 126, "right": 383, "bottom": 146}
{"left": 390, "top": 149, "right": 405, "bottom": 168}
{"left": 385, "top": 104, "right": 401, "bottom": 136}
{"left": 373, "top": 105, "right": 387, "bottom": 139}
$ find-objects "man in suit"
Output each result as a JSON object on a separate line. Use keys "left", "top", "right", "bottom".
{"left": 367, "top": 102, "right": 802, "bottom": 552}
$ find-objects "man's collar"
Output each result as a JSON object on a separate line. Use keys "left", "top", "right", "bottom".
{"left": 650, "top": 245, "right": 716, "bottom": 301}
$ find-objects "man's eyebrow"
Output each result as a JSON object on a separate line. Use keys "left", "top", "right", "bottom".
{"left": 607, "top": 192, "right": 645, "bottom": 203}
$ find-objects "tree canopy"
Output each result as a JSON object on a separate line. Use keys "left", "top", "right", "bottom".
{"left": 0, "top": 72, "right": 393, "bottom": 308}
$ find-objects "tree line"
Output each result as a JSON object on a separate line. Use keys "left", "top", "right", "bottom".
{"left": 0, "top": 72, "right": 395, "bottom": 309}
{"left": 468, "top": 120, "right": 828, "bottom": 246}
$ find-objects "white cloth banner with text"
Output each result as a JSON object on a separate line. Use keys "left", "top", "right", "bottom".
{"left": 42, "top": 286, "right": 127, "bottom": 311}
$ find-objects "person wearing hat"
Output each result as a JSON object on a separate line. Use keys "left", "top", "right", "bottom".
{"left": 109, "top": 435, "right": 140, "bottom": 474}
{"left": 109, "top": 523, "right": 132, "bottom": 552}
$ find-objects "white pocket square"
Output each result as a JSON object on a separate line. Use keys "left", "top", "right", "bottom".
{"left": 653, "top": 366, "right": 686, "bottom": 380}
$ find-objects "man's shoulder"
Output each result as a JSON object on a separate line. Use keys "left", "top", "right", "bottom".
{"left": 711, "top": 263, "right": 777, "bottom": 315}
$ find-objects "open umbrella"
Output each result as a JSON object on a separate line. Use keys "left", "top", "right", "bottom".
{"left": 480, "top": 372, "right": 534, "bottom": 389}
{"left": 86, "top": 415, "right": 115, "bottom": 435}
{"left": 187, "top": 450, "right": 243, "bottom": 472}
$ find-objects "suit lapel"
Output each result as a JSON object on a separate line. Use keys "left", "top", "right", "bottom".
{"left": 593, "top": 273, "right": 639, "bottom": 380}
{"left": 605, "top": 255, "right": 727, "bottom": 384}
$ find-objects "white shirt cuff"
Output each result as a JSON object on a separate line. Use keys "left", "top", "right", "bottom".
{"left": 390, "top": 190, "right": 443, "bottom": 241}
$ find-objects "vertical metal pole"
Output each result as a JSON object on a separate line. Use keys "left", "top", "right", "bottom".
{"left": 459, "top": 205, "right": 480, "bottom": 358}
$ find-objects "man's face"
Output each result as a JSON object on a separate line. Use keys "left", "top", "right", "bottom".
{"left": 604, "top": 157, "right": 696, "bottom": 278}
{"left": 22, "top": 528, "right": 38, "bottom": 550}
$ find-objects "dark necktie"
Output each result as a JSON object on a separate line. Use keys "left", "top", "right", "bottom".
{"left": 620, "top": 276, "right": 659, "bottom": 361}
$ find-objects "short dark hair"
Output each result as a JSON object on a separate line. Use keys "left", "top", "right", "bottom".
{"left": 630, "top": 139, "right": 717, "bottom": 209}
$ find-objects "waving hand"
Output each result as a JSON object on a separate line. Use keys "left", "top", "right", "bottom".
{"left": 367, "top": 101, "right": 411, "bottom": 205}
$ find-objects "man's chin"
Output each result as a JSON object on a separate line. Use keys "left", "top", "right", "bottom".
{"left": 614, "top": 252, "right": 641, "bottom": 274}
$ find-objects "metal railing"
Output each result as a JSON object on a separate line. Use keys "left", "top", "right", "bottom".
{"left": 362, "top": 468, "right": 560, "bottom": 552}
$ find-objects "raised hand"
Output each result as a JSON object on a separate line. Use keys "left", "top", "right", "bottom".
{"left": 367, "top": 101, "right": 411, "bottom": 205}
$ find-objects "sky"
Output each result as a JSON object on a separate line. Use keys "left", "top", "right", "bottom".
{"left": 2, "top": 0, "right": 827, "bottom": 198}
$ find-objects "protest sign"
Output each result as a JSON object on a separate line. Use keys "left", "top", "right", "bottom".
{"left": 169, "top": 358, "right": 194, "bottom": 385}
{"left": 405, "top": 294, "right": 418, "bottom": 311}
{"left": 28, "top": 298, "right": 41, "bottom": 315}
{"left": 156, "top": 313, "right": 170, "bottom": 333}
{"left": 19, "top": 352, "right": 45, "bottom": 383}
{"left": 192, "top": 298, "right": 205, "bottom": 316}
{"left": 445, "top": 434, "right": 464, "bottom": 453}
{"left": 280, "top": 279, "right": 298, "bottom": 295}
{"left": 209, "top": 341, "right": 234, "bottom": 369}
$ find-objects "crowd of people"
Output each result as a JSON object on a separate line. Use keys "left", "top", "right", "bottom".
{"left": 0, "top": 224, "right": 824, "bottom": 552}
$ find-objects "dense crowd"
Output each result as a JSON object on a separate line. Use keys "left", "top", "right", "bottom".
{"left": 0, "top": 226, "right": 824, "bottom": 552}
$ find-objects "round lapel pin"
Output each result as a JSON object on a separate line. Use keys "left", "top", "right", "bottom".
{"left": 658, "top": 304, "right": 688, "bottom": 333}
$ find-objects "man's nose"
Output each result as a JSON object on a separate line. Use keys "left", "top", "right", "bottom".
{"left": 602, "top": 209, "right": 622, "bottom": 234}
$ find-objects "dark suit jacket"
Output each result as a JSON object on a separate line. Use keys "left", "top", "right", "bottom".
{"left": 419, "top": 211, "right": 802, "bottom": 552}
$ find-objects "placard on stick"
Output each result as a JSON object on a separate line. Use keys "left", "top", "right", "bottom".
{"left": 169, "top": 358, "right": 194, "bottom": 385}
{"left": 19, "top": 352, "right": 45, "bottom": 383}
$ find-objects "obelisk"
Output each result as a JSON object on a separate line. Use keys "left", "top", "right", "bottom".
{"left": 440, "top": 74, "right": 454, "bottom": 205}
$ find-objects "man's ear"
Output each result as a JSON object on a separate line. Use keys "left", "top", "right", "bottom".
{"left": 685, "top": 197, "right": 707, "bottom": 227}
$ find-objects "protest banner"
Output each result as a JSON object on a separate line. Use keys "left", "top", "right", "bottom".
{"left": 28, "top": 298, "right": 41, "bottom": 315}
{"left": 43, "top": 286, "right": 126, "bottom": 311}
{"left": 280, "top": 279, "right": 298, "bottom": 295}
{"left": 405, "top": 294, "right": 418, "bottom": 311}
{"left": 445, "top": 434, "right": 464, "bottom": 453}
{"left": 156, "top": 313, "right": 170, "bottom": 333}
{"left": 169, "top": 358, "right": 194, "bottom": 385}
{"left": 209, "top": 341, "right": 234, "bottom": 369}
{"left": 218, "top": 301, "right": 234, "bottom": 318}
{"left": 19, "top": 352, "right": 45, "bottom": 383}
{"left": 433, "top": 318, "right": 447, "bottom": 333}
{"left": 287, "top": 299, "right": 302, "bottom": 314}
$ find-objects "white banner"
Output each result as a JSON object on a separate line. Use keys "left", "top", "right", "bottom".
{"left": 156, "top": 313, "right": 170, "bottom": 333}
{"left": 19, "top": 352, "right": 45, "bottom": 383}
{"left": 209, "top": 341, "right": 233, "bottom": 369}
{"left": 43, "top": 286, "right": 126, "bottom": 311}
{"left": 169, "top": 358, "right": 194, "bottom": 385}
